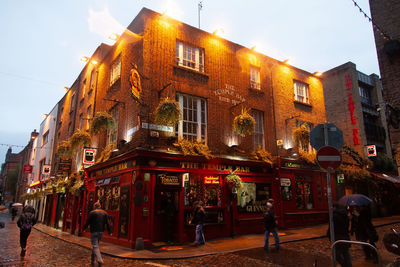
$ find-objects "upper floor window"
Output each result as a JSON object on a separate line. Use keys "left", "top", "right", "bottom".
{"left": 110, "top": 57, "right": 121, "bottom": 86}
{"left": 177, "top": 94, "right": 207, "bottom": 142}
{"left": 86, "top": 105, "right": 92, "bottom": 130}
{"left": 42, "top": 131, "right": 49, "bottom": 146}
{"left": 89, "top": 69, "right": 96, "bottom": 92}
{"left": 79, "top": 113, "right": 83, "bottom": 129}
{"left": 108, "top": 107, "right": 119, "bottom": 145}
{"left": 81, "top": 79, "right": 87, "bottom": 98}
{"left": 176, "top": 41, "right": 204, "bottom": 72}
{"left": 70, "top": 92, "right": 76, "bottom": 113}
{"left": 294, "top": 81, "right": 309, "bottom": 104}
{"left": 252, "top": 110, "right": 264, "bottom": 149}
{"left": 359, "top": 85, "right": 372, "bottom": 105}
{"left": 250, "top": 66, "right": 261, "bottom": 90}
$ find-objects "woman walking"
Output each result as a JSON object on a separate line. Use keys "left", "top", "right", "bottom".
{"left": 17, "top": 205, "right": 37, "bottom": 257}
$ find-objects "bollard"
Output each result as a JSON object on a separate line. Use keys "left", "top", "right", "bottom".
{"left": 135, "top": 237, "right": 144, "bottom": 250}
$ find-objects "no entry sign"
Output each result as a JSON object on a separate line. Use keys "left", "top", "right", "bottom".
{"left": 317, "top": 146, "right": 342, "bottom": 170}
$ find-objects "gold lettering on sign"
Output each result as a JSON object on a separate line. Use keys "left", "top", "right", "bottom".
{"left": 180, "top": 162, "right": 250, "bottom": 173}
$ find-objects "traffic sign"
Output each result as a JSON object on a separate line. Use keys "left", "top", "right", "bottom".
{"left": 310, "top": 123, "right": 344, "bottom": 151}
{"left": 317, "top": 146, "right": 342, "bottom": 170}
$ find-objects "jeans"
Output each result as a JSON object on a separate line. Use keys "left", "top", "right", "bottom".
{"left": 336, "top": 246, "right": 352, "bottom": 267}
{"left": 195, "top": 224, "right": 205, "bottom": 244}
{"left": 264, "top": 228, "right": 280, "bottom": 249}
{"left": 90, "top": 232, "right": 104, "bottom": 264}
{"left": 20, "top": 229, "right": 31, "bottom": 249}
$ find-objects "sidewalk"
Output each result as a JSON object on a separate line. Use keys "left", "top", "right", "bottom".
{"left": 34, "top": 215, "right": 400, "bottom": 260}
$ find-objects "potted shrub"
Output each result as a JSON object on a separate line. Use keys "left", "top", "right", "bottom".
{"left": 154, "top": 97, "right": 182, "bottom": 126}
{"left": 91, "top": 111, "right": 116, "bottom": 135}
{"left": 233, "top": 108, "right": 256, "bottom": 137}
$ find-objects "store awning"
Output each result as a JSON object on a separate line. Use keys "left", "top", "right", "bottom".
{"left": 372, "top": 173, "right": 400, "bottom": 184}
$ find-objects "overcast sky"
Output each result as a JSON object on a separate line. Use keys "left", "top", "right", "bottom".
{"left": 0, "top": 0, "right": 379, "bottom": 164}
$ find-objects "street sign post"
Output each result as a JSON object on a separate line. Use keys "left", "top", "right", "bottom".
{"left": 316, "top": 146, "right": 342, "bottom": 170}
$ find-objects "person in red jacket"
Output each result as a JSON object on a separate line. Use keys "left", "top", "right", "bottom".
{"left": 83, "top": 202, "right": 111, "bottom": 266}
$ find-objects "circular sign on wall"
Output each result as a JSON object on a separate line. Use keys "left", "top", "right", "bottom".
{"left": 316, "top": 146, "right": 342, "bottom": 170}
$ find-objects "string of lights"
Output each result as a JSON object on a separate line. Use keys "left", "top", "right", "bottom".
{"left": 0, "top": 143, "right": 25, "bottom": 148}
{"left": 350, "top": 0, "right": 392, "bottom": 40}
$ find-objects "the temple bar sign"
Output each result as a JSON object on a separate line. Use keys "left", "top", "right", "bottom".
{"left": 180, "top": 162, "right": 250, "bottom": 173}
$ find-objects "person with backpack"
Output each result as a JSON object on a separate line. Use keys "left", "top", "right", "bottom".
{"left": 17, "top": 205, "right": 37, "bottom": 257}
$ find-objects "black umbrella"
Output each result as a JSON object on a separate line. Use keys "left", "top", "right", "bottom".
{"left": 338, "top": 194, "right": 372, "bottom": 206}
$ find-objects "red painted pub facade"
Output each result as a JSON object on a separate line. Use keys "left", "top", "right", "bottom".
{"left": 75, "top": 148, "right": 333, "bottom": 248}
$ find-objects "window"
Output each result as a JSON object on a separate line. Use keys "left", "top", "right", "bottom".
{"left": 294, "top": 81, "right": 310, "bottom": 104}
{"left": 42, "top": 131, "right": 49, "bottom": 146}
{"left": 86, "top": 105, "right": 92, "bottom": 130}
{"left": 252, "top": 110, "right": 264, "bottom": 149}
{"left": 107, "top": 107, "right": 119, "bottom": 145}
{"left": 39, "top": 158, "right": 46, "bottom": 180}
{"left": 79, "top": 113, "right": 83, "bottom": 129}
{"left": 250, "top": 66, "right": 261, "bottom": 89}
{"left": 237, "top": 182, "right": 271, "bottom": 213}
{"left": 177, "top": 94, "right": 207, "bottom": 142}
{"left": 359, "top": 85, "right": 372, "bottom": 105}
{"left": 176, "top": 41, "right": 204, "bottom": 72}
{"left": 110, "top": 57, "right": 121, "bottom": 85}
{"left": 70, "top": 93, "right": 76, "bottom": 112}
{"left": 89, "top": 70, "right": 96, "bottom": 92}
{"left": 81, "top": 79, "right": 86, "bottom": 98}
{"left": 295, "top": 175, "right": 313, "bottom": 209}
{"left": 68, "top": 122, "right": 72, "bottom": 136}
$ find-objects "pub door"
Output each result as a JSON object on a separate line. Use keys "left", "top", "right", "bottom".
{"left": 153, "top": 187, "right": 179, "bottom": 243}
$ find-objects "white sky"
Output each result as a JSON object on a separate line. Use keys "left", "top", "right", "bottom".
{"left": 0, "top": 0, "right": 379, "bottom": 162}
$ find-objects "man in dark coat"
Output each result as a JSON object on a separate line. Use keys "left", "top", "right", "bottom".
{"left": 263, "top": 202, "right": 280, "bottom": 251}
{"left": 351, "top": 205, "right": 378, "bottom": 263}
{"left": 189, "top": 201, "right": 205, "bottom": 246}
{"left": 17, "top": 205, "right": 37, "bottom": 257}
{"left": 328, "top": 203, "right": 352, "bottom": 267}
{"left": 83, "top": 202, "right": 111, "bottom": 266}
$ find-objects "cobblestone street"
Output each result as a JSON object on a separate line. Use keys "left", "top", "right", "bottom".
{"left": 1, "top": 212, "right": 399, "bottom": 266}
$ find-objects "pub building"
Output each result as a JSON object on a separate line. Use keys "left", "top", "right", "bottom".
{"left": 79, "top": 148, "right": 332, "bottom": 247}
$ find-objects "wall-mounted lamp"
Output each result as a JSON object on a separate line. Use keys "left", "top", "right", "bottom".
{"left": 80, "top": 56, "right": 89, "bottom": 62}
{"left": 313, "top": 72, "right": 322, "bottom": 77}
{"left": 43, "top": 113, "right": 49, "bottom": 118}
{"left": 91, "top": 59, "right": 98, "bottom": 65}
{"left": 283, "top": 59, "right": 292, "bottom": 65}
{"left": 63, "top": 86, "right": 69, "bottom": 91}
{"left": 250, "top": 46, "right": 256, "bottom": 51}
{"left": 212, "top": 28, "right": 224, "bottom": 36}
{"left": 108, "top": 33, "right": 119, "bottom": 41}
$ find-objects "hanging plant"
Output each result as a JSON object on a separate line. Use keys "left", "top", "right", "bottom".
{"left": 252, "top": 147, "right": 274, "bottom": 166}
{"left": 70, "top": 129, "right": 92, "bottom": 150}
{"left": 154, "top": 97, "right": 182, "bottom": 126}
{"left": 340, "top": 145, "right": 370, "bottom": 168}
{"left": 56, "top": 140, "right": 72, "bottom": 158}
{"left": 298, "top": 149, "right": 317, "bottom": 164}
{"left": 91, "top": 111, "right": 116, "bottom": 135}
{"left": 70, "top": 180, "right": 84, "bottom": 196}
{"left": 292, "top": 124, "right": 310, "bottom": 147}
{"left": 173, "top": 138, "right": 213, "bottom": 159}
{"left": 226, "top": 174, "right": 242, "bottom": 189}
{"left": 233, "top": 108, "right": 256, "bottom": 137}
{"left": 96, "top": 143, "right": 117, "bottom": 163}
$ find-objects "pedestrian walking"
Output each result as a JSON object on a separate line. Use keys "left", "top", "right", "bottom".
{"left": 11, "top": 206, "right": 18, "bottom": 221}
{"left": 189, "top": 201, "right": 205, "bottom": 246}
{"left": 350, "top": 205, "right": 379, "bottom": 263}
{"left": 83, "top": 202, "right": 111, "bottom": 267}
{"left": 17, "top": 205, "right": 37, "bottom": 257}
{"left": 263, "top": 201, "right": 280, "bottom": 251}
{"left": 327, "top": 203, "right": 352, "bottom": 267}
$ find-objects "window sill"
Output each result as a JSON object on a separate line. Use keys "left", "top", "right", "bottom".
{"left": 173, "top": 65, "right": 209, "bottom": 79}
{"left": 248, "top": 87, "right": 264, "bottom": 94}
{"left": 294, "top": 100, "right": 312, "bottom": 107}
{"left": 108, "top": 78, "right": 121, "bottom": 92}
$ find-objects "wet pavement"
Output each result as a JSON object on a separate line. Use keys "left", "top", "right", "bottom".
{"left": 1, "top": 211, "right": 400, "bottom": 266}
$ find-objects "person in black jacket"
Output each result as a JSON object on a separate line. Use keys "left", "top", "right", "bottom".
{"left": 17, "top": 205, "right": 37, "bottom": 257}
{"left": 83, "top": 202, "right": 111, "bottom": 266}
{"left": 328, "top": 203, "right": 352, "bottom": 267}
{"left": 263, "top": 202, "right": 280, "bottom": 251}
{"left": 189, "top": 201, "right": 205, "bottom": 246}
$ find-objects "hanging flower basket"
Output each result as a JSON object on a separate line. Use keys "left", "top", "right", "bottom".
{"left": 292, "top": 124, "right": 310, "bottom": 146}
{"left": 70, "top": 180, "right": 84, "bottom": 196}
{"left": 56, "top": 140, "right": 72, "bottom": 158}
{"left": 96, "top": 143, "right": 117, "bottom": 163}
{"left": 233, "top": 108, "right": 256, "bottom": 137}
{"left": 226, "top": 174, "right": 242, "bottom": 189}
{"left": 91, "top": 111, "right": 116, "bottom": 135}
{"left": 252, "top": 147, "right": 274, "bottom": 166}
{"left": 70, "top": 129, "right": 92, "bottom": 150}
{"left": 154, "top": 97, "right": 182, "bottom": 126}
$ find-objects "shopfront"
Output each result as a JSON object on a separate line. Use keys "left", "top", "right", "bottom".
{"left": 276, "top": 157, "right": 335, "bottom": 228}
{"left": 81, "top": 149, "right": 276, "bottom": 248}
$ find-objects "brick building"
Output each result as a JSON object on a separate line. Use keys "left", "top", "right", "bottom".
{"left": 369, "top": 0, "right": 400, "bottom": 159}
{"left": 30, "top": 8, "right": 330, "bottom": 247}
{"left": 323, "top": 62, "right": 391, "bottom": 158}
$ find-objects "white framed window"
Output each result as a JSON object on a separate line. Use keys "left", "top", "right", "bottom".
{"left": 42, "top": 131, "right": 49, "bottom": 147}
{"left": 294, "top": 81, "right": 310, "bottom": 104}
{"left": 176, "top": 41, "right": 204, "bottom": 72}
{"left": 177, "top": 94, "right": 207, "bottom": 142}
{"left": 250, "top": 66, "right": 261, "bottom": 89}
{"left": 252, "top": 110, "right": 264, "bottom": 149}
{"left": 107, "top": 107, "right": 119, "bottom": 145}
{"left": 110, "top": 57, "right": 121, "bottom": 85}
